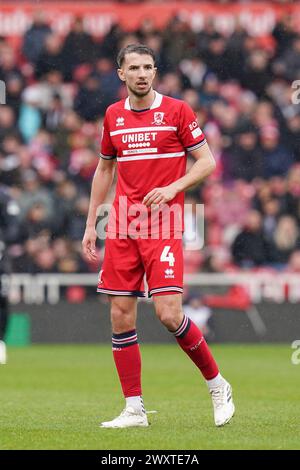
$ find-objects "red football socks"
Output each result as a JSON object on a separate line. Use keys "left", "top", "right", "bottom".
{"left": 112, "top": 330, "right": 142, "bottom": 397}
{"left": 172, "top": 315, "right": 219, "bottom": 380}
{"left": 111, "top": 317, "right": 219, "bottom": 399}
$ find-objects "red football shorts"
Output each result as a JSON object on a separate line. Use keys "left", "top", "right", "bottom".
{"left": 97, "top": 235, "right": 183, "bottom": 297}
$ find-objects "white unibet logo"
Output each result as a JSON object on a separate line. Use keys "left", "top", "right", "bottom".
{"left": 122, "top": 132, "right": 157, "bottom": 143}
{"left": 116, "top": 117, "right": 124, "bottom": 126}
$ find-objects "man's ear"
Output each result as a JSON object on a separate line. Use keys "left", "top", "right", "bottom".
{"left": 117, "top": 68, "right": 126, "bottom": 82}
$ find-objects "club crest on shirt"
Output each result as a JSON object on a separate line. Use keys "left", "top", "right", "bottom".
{"left": 152, "top": 112, "right": 165, "bottom": 125}
{"left": 116, "top": 117, "right": 124, "bottom": 126}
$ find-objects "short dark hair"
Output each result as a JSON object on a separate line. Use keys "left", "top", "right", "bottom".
{"left": 117, "top": 44, "right": 156, "bottom": 68}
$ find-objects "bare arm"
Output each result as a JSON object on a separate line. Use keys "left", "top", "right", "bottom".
{"left": 143, "top": 142, "right": 216, "bottom": 207}
{"left": 82, "top": 158, "right": 116, "bottom": 260}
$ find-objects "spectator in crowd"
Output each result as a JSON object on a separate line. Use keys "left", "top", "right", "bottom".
{"left": 97, "top": 23, "right": 124, "bottom": 60}
{"left": 62, "top": 17, "right": 96, "bottom": 81}
{"left": 231, "top": 210, "right": 269, "bottom": 268}
{"left": 68, "top": 196, "right": 90, "bottom": 241}
{"left": 31, "top": 247, "right": 58, "bottom": 274}
{"left": 21, "top": 202, "right": 54, "bottom": 239}
{"left": 267, "top": 215, "right": 300, "bottom": 266}
{"left": 52, "top": 111, "right": 82, "bottom": 170}
{"left": 52, "top": 179, "right": 78, "bottom": 236}
{"left": 74, "top": 75, "right": 106, "bottom": 121}
{"left": 0, "top": 45, "right": 22, "bottom": 84}
{"left": 0, "top": 106, "right": 17, "bottom": 142}
{"left": 227, "top": 123, "right": 263, "bottom": 181}
{"left": 199, "top": 73, "right": 220, "bottom": 109}
{"left": 6, "top": 74, "right": 24, "bottom": 120}
{"left": 259, "top": 124, "right": 294, "bottom": 178}
{"left": 183, "top": 293, "right": 213, "bottom": 338}
{"left": 286, "top": 250, "right": 300, "bottom": 273}
{"left": 12, "top": 234, "right": 50, "bottom": 273}
{"left": 162, "top": 16, "right": 196, "bottom": 71}
{"left": 242, "top": 49, "right": 272, "bottom": 98}
{"left": 0, "top": 133, "right": 23, "bottom": 187}
{"left": 261, "top": 198, "right": 281, "bottom": 241}
{"left": 35, "top": 34, "right": 65, "bottom": 80}
{"left": 272, "top": 14, "right": 297, "bottom": 58}
{"left": 274, "top": 37, "right": 300, "bottom": 81}
{"left": 44, "top": 93, "right": 65, "bottom": 132}
{"left": 283, "top": 167, "right": 300, "bottom": 221}
{"left": 92, "top": 57, "right": 121, "bottom": 105}
{"left": 286, "top": 112, "right": 300, "bottom": 162}
{"left": 203, "top": 33, "right": 232, "bottom": 81}
{"left": 22, "top": 10, "right": 52, "bottom": 64}
{"left": 17, "top": 169, "right": 54, "bottom": 221}
{"left": 18, "top": 88, "right": 42, "bottom": 143}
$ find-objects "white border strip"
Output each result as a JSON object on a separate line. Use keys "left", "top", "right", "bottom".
{"left": 110, "top": 126, "right": 177, "bottom": 136}
{"left": 186, "top": 139, "right": 207, "bottom": 152}
{"left": 97, "top": 288, "right": 145, "bottom": 297}
{"left": 113, "top": 335, "right": 138, "bottom": 344}
{"left": 174, "top": 315, "right": 189, "bottom": 336}
{"left": 125, "top": 91, "right": 163, "bottom": 110}
{"left": 149, "top": 286, "right": 183, "bottom": 295}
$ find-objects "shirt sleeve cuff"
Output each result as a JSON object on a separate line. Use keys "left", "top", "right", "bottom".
{"left": 100, "top": 153, "right": 117, "bottom": 160}
{"left": 185, "top": 139, "right": 207, "bottom": 152}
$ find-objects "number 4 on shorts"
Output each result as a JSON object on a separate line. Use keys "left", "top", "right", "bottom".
{"left": 160, "top": 246, "right": 175, "bottom": 267}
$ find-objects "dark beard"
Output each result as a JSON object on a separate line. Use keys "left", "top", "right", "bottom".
{"left": 128, "top": 84, "right": 152, "bottom": 98}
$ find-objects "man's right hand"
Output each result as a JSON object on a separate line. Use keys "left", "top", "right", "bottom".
{"left": 82, "top": 225, "right": 98, "bottom": 261}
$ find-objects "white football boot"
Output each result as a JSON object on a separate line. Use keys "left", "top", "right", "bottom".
{"left": 0, "top": 340, "right": 7, "bottom": 364}
{"left": 210, "top": 380, "right": 235, "bottom": 427}
{"left": 100, "top": 406, "right": 149, "bottom": 428}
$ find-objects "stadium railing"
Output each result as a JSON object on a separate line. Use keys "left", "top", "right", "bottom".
{"left": 2, "top": 272, "right": 300, "bottom": 305}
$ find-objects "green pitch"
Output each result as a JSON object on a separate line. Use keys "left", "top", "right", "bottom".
{"left": 0, "top": 344, "right": 299, "bottom": 450}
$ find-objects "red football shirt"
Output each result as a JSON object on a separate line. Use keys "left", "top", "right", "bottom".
{"left": 100, "top": 91, "right": 206, "bottom": 236}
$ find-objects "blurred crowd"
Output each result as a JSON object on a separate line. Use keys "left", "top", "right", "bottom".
{"left": 1, "top": 10, "right": 300, "bottom": 275}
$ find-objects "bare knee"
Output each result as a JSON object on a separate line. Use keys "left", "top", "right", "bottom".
{"left": 109, "top": 296, "right": 137, "bottom": 333}
{"left": 154, "top": 296, "right": 184, "bottom": 331}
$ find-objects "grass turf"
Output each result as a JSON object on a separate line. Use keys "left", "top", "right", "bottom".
{"left": 0, "top": 344, "right": 299, "bottom": 450}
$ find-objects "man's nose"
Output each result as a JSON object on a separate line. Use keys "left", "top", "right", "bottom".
{"left": 138, "top": 68, "right": 147, "bottom": 78}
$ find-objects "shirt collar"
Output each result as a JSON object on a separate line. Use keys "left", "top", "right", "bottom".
{"left": 124, "top": 91, "right": 163, "bottom": 110}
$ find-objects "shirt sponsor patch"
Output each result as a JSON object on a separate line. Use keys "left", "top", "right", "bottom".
{"left": 191, "top": 127, "right": 202, "bottom": 139}
{"left": 123, "top": 148, "right": 158, "bottom": 155}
